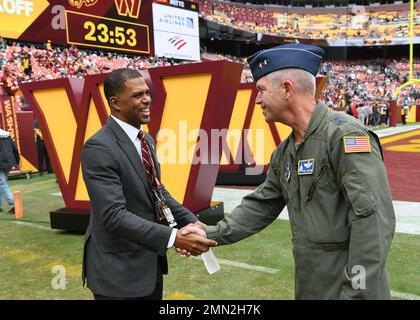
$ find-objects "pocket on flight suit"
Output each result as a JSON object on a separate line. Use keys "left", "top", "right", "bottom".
{"left": 342, "top": 169, "right": 377, "bottom": 218}
{"left": 305, "top": 159, "right": 328, "bottom": 202}
{"left": 301, "top": 160, "right": 333, "bottom": 243}
{"left": 273, "top": 163, "right": 289, "bottom": 203}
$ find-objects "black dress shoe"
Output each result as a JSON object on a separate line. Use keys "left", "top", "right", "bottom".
{"left": 8, "top": 207, "right": 15, "bottom": 214}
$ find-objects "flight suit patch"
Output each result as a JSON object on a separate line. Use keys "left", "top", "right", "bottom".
{"left": 285, "top": 163, "right": 291, "bottom": 182}
{"left": 343, "top": 136, "right": 371, "bottom": 153}
{"left": 298, "top": 159, "right": 314, "bottom": 175}
{"left": 331, "top": 116, "right": 347, "bottom": 126}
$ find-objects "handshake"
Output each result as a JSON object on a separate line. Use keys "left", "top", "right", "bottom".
{"left": 174, "top": 221, "right": 217, "bottom": 256}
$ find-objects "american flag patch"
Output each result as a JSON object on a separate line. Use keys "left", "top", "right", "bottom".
{"left": 343, "top": 136, "right": 371, "bottom": 153}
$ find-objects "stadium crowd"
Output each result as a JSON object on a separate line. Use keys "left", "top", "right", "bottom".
{"left": 196, "top": 0, "right": 420, "bottom": 40}
{"left": 0, "top": 39, "right": 418, "bottom": 127}
{"left": 319, "top": 59, "right": 419, "bottom": 114}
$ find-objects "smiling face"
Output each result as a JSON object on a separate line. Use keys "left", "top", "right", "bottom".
{"left": 109, "top": 77, "right": 151, "bottom": 128}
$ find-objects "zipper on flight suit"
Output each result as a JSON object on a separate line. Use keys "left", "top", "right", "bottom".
{"left": 305, "top": 159, "right": 328, "bottom": 202}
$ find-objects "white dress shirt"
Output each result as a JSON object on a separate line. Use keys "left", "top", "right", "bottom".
{"left": 111, "top": 115, "right": 178, "bottom": 248}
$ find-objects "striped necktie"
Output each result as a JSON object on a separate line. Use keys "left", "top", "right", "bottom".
{"left": 138, "top": 130, "right": 169, "bottom": 223}
{"left": 138, "top": 130, "right": 155, "bottom": 188}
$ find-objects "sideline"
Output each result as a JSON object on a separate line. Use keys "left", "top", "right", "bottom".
{"left": 8, "top": 219, "right": 420, "bottom": 300}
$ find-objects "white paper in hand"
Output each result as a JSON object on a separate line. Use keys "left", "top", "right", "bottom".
{"left": 201, "top": 249, "right": 220, "bottom": 274}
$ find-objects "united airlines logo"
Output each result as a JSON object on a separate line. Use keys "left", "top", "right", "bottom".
{"left": 68, "top": 0, "right": 99, "bottom": 9}
{"left": 186, "top": 17, "right": 194, "bottom": 28}
{"left": 114, "top": 0, "right": 142, "bottom": 19}
{"left": 169, "top": 36, "right": 187, "bottom": 50}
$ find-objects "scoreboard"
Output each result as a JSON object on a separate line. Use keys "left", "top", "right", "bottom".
{"left": 0, "top": 0, "right": 153, "bottom": 55}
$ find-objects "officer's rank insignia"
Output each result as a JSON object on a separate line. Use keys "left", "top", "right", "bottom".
{"left": 259, "top": 59, "right": 268, "bottom": 69}
{"left": 285, "top": 163, "right": 291, "bottom": 182}
{"left": 298, "top": 159, "right": 314, "bottom": 175}
{"left": 343, "top": 136, "right": 371, "bottom": 153}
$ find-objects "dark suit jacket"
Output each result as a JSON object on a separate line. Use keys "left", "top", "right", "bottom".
{"left": 0, "top": 133, "right": 20, "bottom": 170}
{"left": 81, "top": 117, "right": 198, "bottom": 298}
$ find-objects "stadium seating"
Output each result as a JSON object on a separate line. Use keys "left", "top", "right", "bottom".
{"left": 196, "top": 0, "right": 420, "bottom": 40}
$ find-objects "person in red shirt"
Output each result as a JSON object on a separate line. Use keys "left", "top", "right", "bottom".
{"left": 350, "top": 104, "right": 358, "bottom": 119}
{"left": 0, "top": 69, "right": 18, "bottom": 97}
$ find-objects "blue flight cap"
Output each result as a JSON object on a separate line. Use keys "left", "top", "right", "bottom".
{"left": 247, "top": 43, "right": 325, "bottom": 81}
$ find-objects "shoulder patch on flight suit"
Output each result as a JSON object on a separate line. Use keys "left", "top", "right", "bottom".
{"left": 330, "top": 115, "right": 348, "bottom": 126}
{"left": 343, "top": 136, "right": 371, "bottom": 153}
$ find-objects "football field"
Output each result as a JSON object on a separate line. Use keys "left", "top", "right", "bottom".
{"left": 0, "top": 175, "right": 419, "bottom": 300}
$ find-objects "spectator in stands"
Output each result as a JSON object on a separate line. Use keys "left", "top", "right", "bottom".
{"left": 345, "top": 104, "right": 353, "bottom": 116}
{"left": 45, "top": 40, "right": 53, "bottom": 52}
{"left": 357, "top": 104, "right": 366, "bottom": 125}
{"left": 0, "top": 67, "right": 18, "bottom": 97}
{"left": 401, "top": 103, "right": 409, "bottom": 125}
{"left": 372, "top": 102, "right": 380, "bottom": 128}
{"left": 34, "top": 121, "right": 53, "bottom": 176}
{"left": 350, "top": 104, "right": 358, "bottom": 119}
{"left": 380, "top": 103, "right": 388, "bottom": 125}
{"left": 0, "top": 52, "right": 6, "bottom": 70}
{"left": 22, "top": 53, "right": 32, "bottom": 77}
{"left": 364, "top": 104, "right": 373, "bottom": 126}
{"left": 0, "top": 128, "right": 20, "bottom": 214}
{"left": 338, "top": 96, "right": 346, "bottom": 109}
{"left": 0, "top": 37, "right": 5, "bottom": 50}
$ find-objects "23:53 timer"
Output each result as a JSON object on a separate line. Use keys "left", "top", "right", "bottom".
{"left": 83, "top": 21, "right": 137, "bottom": 47}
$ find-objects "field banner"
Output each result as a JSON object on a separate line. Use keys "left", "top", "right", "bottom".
{"left": 0, "top": 95, "right": 20, "bottom": 150}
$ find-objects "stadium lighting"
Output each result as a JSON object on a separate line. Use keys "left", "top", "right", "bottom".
{"left": 393, "top": 0, "right": 419, "bottom": 97}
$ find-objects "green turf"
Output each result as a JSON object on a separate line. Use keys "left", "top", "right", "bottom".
{"left": 0, "top": 175, "right": 419, "bottom": 299}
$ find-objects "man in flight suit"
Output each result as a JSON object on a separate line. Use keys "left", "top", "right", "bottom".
{"left": 185, "top": 43, "right": 396, "bottom": 299}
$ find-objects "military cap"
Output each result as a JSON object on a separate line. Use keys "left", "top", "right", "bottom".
{"left": 247, "top": 43, "right": 325, "bottom": 81}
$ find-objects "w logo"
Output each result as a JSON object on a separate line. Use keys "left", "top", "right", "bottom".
{"left": 114, "top": 0, "right": 142, "bottom": 18}
{"left": 169, "top": 36, "right": 187, "bottom": 50}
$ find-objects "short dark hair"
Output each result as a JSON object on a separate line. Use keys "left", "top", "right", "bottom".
{"left": 103, "top": 68, "right": 142, "bottom": 103}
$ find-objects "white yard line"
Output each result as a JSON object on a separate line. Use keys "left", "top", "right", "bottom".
{"left": 11, "top": 220, "right": 60, "bottom": 232}
{"left": 194, "top": 255, "right": 278, "bottom": 273}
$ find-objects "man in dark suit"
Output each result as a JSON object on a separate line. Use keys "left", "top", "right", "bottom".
{"left": 81, "top": 68, "right": 215, "bottom": 300}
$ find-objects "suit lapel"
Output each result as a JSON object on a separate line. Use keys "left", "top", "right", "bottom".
{"left": 107, "top": 117, "right": 154, "bottom": 202}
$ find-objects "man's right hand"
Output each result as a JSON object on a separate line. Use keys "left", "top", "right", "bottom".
{"left": 174, "top": 227, "right": 217, "bottom": 257}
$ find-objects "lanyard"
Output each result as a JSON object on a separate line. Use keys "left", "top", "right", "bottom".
{"left": 142, "top": 138, "right": 177, "bottom": 227}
